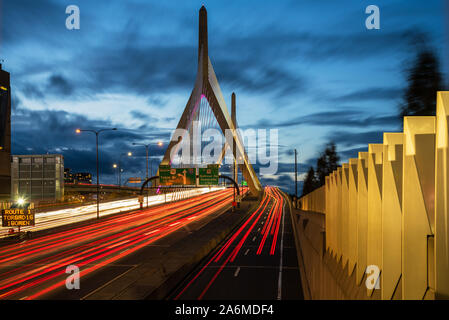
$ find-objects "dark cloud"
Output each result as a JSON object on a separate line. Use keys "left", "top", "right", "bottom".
{"left": 212, "top": 59, "right": 305, "bottom": 95}
{"left": 147, "top": 96, "right": 169, "bottom": 107}
{"left": 47, "top": 74, "right": 73, "bottom": 96}
{"left": 20, "top": 83, "right": 44, "bottom": 100}
{"left": 338, "top": 146, "right": 368, "bottom": 161}
{"left": 223, "top": 28, "right": 427, "bottom": 63}
{"left": 327, "top": 130, "right": 384, "bottom": 148}
{"left": 129, "top": 110, "right": 158, "bottom": 122}
{"left": 248, "top": 110, "right": 400, "bottom": 130}
{"left": 11, "top": 107, "right": 171, "bottom": 182}
{"left": 334, "top": 87, "right": 403, "bottom": 103}
{"left": 1, "top": 0, "right": 431, "bottom": 106}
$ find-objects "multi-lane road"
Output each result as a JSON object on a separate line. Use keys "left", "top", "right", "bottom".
{"left": 0, "top": 188, "right": 237, "bottom": 299}
{"left": 172, "top": 186, "right": 303, "bottom": 300}
{"left": 0, "top": 187, "right": 223, "bottom": 237}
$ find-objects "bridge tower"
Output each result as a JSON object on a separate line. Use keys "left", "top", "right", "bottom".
{"left": 160, "top": 6, "right": 262, "bottom": 196}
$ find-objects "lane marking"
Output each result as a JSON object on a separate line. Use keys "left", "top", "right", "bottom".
{"left": 244, "top": 249, "right": 250, "bottom": 256}
{"left": 107, "top": 240, "right": 130, "bottom": 249}
{"left": 277, "top": 202, "right": 286, "bottom": 300}
{"left": 144, "top": 229, "right": 160, "bottom": 235}
{"left": 257, "top": 228, "right": 261, "bottom": 232}
{"left": 234, "top": 267, "right": 241, "bottom": 277}
{"left": 81, "top": 265, "right": 139, "bottom": 300}
{"left": 252, "top": 236, "right": 256, "bottom": 242}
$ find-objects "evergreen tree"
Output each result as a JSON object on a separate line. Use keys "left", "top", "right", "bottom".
{"left": 302, "top": 167, "right": 317, "bottom": 196}
{"left": 399, "top": 49, "right": 443, "bottom": 118}
{"left": 315, "top": 142, "right": 339, "bottom": 187}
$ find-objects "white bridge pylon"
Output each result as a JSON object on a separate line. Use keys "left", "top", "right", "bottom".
{"left": 160, "top": 6, "right": 262, "bottom": 196}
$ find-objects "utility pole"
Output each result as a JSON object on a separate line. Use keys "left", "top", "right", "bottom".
{"left": 295, "top": 148, "right": 298, "bottom": 199}
{"left": 132, "top": 142, "right": 163, "bottom": 208}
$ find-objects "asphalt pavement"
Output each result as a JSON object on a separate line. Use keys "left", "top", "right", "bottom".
{"left": 171, "top": 187, "right": 303, "bottom": 300}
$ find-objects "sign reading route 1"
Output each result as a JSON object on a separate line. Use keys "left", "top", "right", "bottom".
{"left": 1, "top": 209, "right": 35, "bottom": 227}
{"left": 159, "top": 165, "right": 196, "bottom": 185}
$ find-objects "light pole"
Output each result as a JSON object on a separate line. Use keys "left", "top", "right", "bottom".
{"left": 119, "top": 152, "right": 132, "bottom": 187}
{"left": 75, "top": 127, "right": 117, "bottom": 219}
{"left": 295, "top": 148, "right": 298, "bottom": 199}
{"left": 113, "top": 163, "right": 119, "bottom": 185}
{"left": 278, "top": 144, "right": 299, "bottom": 200}
{"left": 132, "top": 141, "right": 163, "bottom": 207}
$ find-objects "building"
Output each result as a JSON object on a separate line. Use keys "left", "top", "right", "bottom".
{"left": 64, "top": 168, "right": 74, "bottom": 183}
{"left": 64, "top": 168, "right": 92, "bottom": 184}
{"left": 11, "top": 154, "right": 64, "bottom": 202}
{"left": 74, "top": 172, "right": 92, "bottom": 184}
{"left": 0, "top": 64, "right": 11, "bottom": 200}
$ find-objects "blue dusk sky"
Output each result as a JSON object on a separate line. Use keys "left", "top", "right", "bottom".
{"left": 0, "top": 0, "right": 448, "bottom": 194}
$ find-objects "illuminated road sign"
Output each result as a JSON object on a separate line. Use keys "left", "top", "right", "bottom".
{"left": 159, "top": 165, "right": 196, "bottom": 185}
{"left": 2, "top": 209, "right": 35, "bottom": 227}
{"left": 199, "top": 164, "right": 219, "bottom": 185}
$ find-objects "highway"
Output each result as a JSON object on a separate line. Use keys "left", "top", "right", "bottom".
{"left": 0, "top": 187, "right": 224, "bottom": 237}
{"left": 0, "top": 188, "right": 238, "bottom": 299}
{"left": 172, "top": 186, "right": 303, "bottom": 300}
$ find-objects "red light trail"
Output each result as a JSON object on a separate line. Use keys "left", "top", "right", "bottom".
{"left": 174, "top": 186, "right": 285, "bottom": 300}
{"left": 0, "top": 188, "right": 244, "bottom": 300}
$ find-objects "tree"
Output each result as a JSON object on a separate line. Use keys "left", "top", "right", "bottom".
{"left": 315, "top": 142, "right": 339, "bottom": 187}
{"left": 399, "top": 49, "right": 443, "bottom": 118}
{"left": 301, "top": 142, "right": 340, "bottom": 196}
{"left": 302, "top": 167, "right": 317, "bottom": 196}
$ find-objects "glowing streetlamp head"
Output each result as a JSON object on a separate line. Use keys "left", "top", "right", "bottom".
{"left": 75, "top": 129, "right": 81, "bottom": 134}
{"left": 158, "top": 141, "right": 163, "bottom": 147}
{"left": 17, "top": 198, "right": 25, "bottom": 206}
{"left": 113, "top": 164, "right": 117, "bottom": 168}
{"left": 127, "top": 152, "right": 132, "bottom": 156}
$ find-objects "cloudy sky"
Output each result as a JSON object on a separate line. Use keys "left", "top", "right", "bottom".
{"left": 1, "top": 0, "right": 448, "bottom": 194}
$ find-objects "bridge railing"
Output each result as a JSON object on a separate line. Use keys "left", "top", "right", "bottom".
{"left": 298, "top": 91, "right": 449, "bottom": 300}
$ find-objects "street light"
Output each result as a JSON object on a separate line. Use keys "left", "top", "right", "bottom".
{"left": 75, "top": 127, "right": 117, "bottom": 219}
{"left": 132, "top": 142, "right": 163, "bottom": 179}
{"left": 113, "top": 163, "right": 118, "bottom": 185}
{"left": 132, "top": 142, "right": 163, "bottom": 207}
{"left": 119, "top": 152, "right": 132, "bottom": 187}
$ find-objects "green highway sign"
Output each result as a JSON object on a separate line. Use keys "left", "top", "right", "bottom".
{"left": 159, "top": 165, "right": 196, "bottom": 185}
{"left": 199, "top": 164, "right": 219, "bottom": 185}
